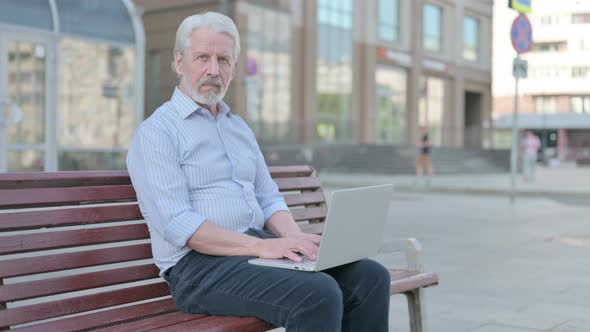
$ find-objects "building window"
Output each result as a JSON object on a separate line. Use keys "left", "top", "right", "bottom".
{"left": 58, "top": 38, "right": 136, "bottom": 170}
{"left": 572, "top": 13, "right": 590, "bottom": 24}
{"left": 418, "top": 76, "right": 445, "bottom": 145}
{"left": 572, "top": 66, "right": 590, "bottom": 78}
{"left": 571, "top": 96, "right": 590, "bottom": 113}
{"left": 463, "top": 15, "right": 480, "bottom": 61}
{"left": 375, "top": 66, "right": 407, "bottom": 144}
{"left": 539, "top": 15, "right": 553, "bottom": 26}
{"left": 317, "top": 0, "right": 353, "bottom": 143}
{"left": 245, "top": 4, "right": 292, "bottom": 144}
{"left": 59, "top": 38, "right": 136, "bottom": 149}
{"left": 0, "top": 0, "right": 53, "bottom": 30}
{"left": 532, "top": 41, "right": 567, "bottom": 52}
{"left": 377, "top": 0, "right": 399, "bottom": 43}
{"left": 535, "top": 96, "right": 557, "bottom": 114}
{"left": 423, "top": 3, "right": 443, "bottom": 53}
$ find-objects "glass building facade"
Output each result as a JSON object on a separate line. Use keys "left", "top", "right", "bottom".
{"left": 0, "top": 0, "right": 144, "bottom": 172}
{"left": 136, "top": 0, "right": 492, "bottom": 154}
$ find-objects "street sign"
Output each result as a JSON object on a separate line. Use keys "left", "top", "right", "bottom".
{"left": 513, "top": 57, "right": 528, "bottom": 78}
{"left": 508, "top": 0, "right": 532, "bottom": 14}
{"left": 511, "top": 14, "right": 533, "bottom": 54}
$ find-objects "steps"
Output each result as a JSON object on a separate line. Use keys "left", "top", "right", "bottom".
{"left": 261, "top": 144, "right": 510, "bottom": 175}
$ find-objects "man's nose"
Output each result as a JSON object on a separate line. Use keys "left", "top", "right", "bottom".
{"left": 206, "top": 58, "right": 220, "bottom": 76}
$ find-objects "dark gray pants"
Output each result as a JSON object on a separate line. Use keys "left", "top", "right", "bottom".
{"left": 163, "top": 228, "right": 391, "bottom": 331}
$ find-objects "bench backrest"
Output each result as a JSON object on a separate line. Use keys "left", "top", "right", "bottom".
{"left": 0, "top": 165, "right": 326, "bottom": 331}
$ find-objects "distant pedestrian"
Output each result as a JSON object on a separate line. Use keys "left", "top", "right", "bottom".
{"left": 522, "top": 130, "right": 541, "bottom": 181}
{"left": 415, "top": 127, "right": 434, "bottom": 185}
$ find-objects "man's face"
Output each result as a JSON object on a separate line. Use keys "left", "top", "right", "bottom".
{"left": 175, "top": 28, "right": 237, "bottom": 105}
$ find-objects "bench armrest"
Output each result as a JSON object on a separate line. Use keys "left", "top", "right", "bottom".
{"left": 378, "top": 238, "right": 423, "bottom": 272}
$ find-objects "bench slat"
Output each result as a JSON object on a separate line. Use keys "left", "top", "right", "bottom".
{"left": 268, "top": 165, "right": 314, "bottom": 178}
{"left": 390, "top": 270, "right": 439, "bottom": 294}
{"left": 0, "top": 171, "right": 130, "bottom": 190}
{"left": 291, "top": 207, "right": 327, "bottom": 222}
{"left": 95, "top": 312, "right": 206, "bottom": 332}
{"left": 0, "top": 282, "right": 170, "bottom": 328}
{"left": 0, "top": 171, "right": 129, "bottom": 183}
{"left": 10, "top": 299, "right": 178, "bottom": 332}
{"left": 0, "top": 264, "right": 160, "bottom": 302}
{"left": 0, "top": 224, "right": 149, "bottom": 255}
{"left": 0, "top": 205, "right": 143, "bottom": 231}
{"left": 0, "top": 166, "right": 312, "bottom": 189}
{"left": 283, "top": 192, "right": 325, "bottom": 207}
{"left": 299, "top": 222, "right": 324, "bottom": 234}
{"left": 147, "top": 316, "right": 275, "bottom": 332}
{"left": 0, "top": 185, "right": 136, "bottom": 208}
{"left": 274, "top": 177, "right": 322, "bottom": 191}
{"left": 0, "top": 243, "right": 152, "bottom": 278}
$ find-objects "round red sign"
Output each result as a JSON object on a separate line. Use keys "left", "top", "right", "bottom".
{"left": 511, "top": 14, "right": 533, "bottom": 54}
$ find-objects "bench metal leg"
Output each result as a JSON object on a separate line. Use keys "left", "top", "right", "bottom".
{"left": 404, "top": 289, "right": 423, "bottom": 332}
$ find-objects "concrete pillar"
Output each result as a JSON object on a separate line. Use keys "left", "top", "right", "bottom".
{"left": 408, "top": 0, "right": 424, "bottom": 146}
{"left": 453, "top": 76, "right": 465, "bottom": 147}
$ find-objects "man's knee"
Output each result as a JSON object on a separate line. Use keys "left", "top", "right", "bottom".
{"left": 290, "top": 273, "right": 343, "bottom": 320}
{"left": 307, "top": 274, "right": 343, "bottom": 309}
{"left": 355, "top": 259, "right": 391, "bottom": 294}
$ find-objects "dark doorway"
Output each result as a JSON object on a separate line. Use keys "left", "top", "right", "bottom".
{"left": 464, "top": 91, "right": 483, "bottom": 148}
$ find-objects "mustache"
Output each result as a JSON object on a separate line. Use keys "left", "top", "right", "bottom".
{"left": 199, "top": 78, "right": 222, "bottom": 87}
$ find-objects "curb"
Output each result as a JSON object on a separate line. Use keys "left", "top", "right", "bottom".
{"left": 392, "top": 184, "right": 590, "bottom": 200}
{"left": 319, "top": 176, "right": 590, "bottom": 201}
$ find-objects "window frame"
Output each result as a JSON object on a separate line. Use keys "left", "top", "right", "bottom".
{"left": 377, "top": 0, "right": 400, "bottom": 45}
{"left": 423, "top": 3, "right": 444, "bottom": 54}
{"left": 462, "top": 14, "right": 480, "bottom": 62}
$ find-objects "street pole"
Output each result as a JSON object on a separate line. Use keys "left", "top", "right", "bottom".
{"left": 510, "top": 56, "right": 520, "bottom": 203}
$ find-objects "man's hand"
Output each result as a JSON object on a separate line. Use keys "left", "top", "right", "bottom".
{"left": 255, "top": 234, "right": 321, "bottom": 262}
{"left": 263, "top": 210, "right": 323, "bottom": 261}
{"left": 186, "top": 221, "right": 321, "bottom": 260}
{"left": 286, "top": 232, "right": 321, "bottom": 246}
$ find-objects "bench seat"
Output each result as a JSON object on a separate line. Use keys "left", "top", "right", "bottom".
{"left": 0, "top": 165, "right": 438, "bottom": 332}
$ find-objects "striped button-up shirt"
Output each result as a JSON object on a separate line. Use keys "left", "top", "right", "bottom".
{"left": 127, "top": 87, "right": 289, "bottom": 275}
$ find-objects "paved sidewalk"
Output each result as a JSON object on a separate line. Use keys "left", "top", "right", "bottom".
{"left": 319, "top": 162, "right": 590, "bottom": 199}
{"left": 376, "top": 192, "right": 590, "bottom": 331}
{"left": 273, "top": 163, "right": 590, "bottom": 331}
{"left": 316, "top": 163, "right": 590, "bottom": 331}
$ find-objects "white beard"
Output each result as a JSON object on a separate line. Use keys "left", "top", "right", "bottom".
{"left": 181, "top": 76, "right": 227, "bottom": 105}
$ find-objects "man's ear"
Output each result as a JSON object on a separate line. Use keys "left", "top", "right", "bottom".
{"left": 173, "top": 50, "right": 184, "bottom": 76}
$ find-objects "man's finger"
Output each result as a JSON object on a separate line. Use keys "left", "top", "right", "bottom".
{"left": 296, "top": 242, "right": 318, "bottom": 260}
{"left": 308, "top": 234, "right": 322, "bottom": 245}
{"left": 284, "top": 250, "right": 302, "bottom": 262}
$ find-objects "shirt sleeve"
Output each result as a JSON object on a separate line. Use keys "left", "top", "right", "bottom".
{"left": 127, "top": 123, "right": 206, "bottom": 248}
{"left": 251, "top": 138, "right": 290, "bottom": 222}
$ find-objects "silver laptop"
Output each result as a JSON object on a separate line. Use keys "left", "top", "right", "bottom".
{"left": 248, "top": 184, "right": 393, "bottom": 272}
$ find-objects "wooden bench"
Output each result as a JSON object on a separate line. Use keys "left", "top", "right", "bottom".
{"left": 0, "top": 165, "right": 438, "bottom": 332}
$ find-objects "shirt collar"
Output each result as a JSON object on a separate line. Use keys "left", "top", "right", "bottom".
{"left": 171, "top": 87, "right": 232, "bottom": 119}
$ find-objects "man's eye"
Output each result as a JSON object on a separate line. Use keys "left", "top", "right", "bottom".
{"left": 219, "top": 57, "right": 229, "bottom": 64}
{"left": 197, "top": 55, "right": 208, "bottom": 61}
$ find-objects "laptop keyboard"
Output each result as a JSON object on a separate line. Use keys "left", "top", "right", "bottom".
{"left": 296, "top": 256, "right": 316, "bottom": 267}
{"left": 276, "top": 256, "right": 316, "bottom": 267}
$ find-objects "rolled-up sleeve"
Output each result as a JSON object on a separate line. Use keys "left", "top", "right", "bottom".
{"left": 252, "top": 143, "right": 289, "bottom": 222}
{"left": 127, "top": 123, "right": 206, "bottom": 248}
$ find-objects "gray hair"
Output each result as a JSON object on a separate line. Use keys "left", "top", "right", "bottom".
{"left": 172, "top": 12, "right": 240, "bottom": 72}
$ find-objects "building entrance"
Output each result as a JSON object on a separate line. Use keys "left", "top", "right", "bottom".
{"left": 464, "top": 91, "right": 482, "bottom": 148}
